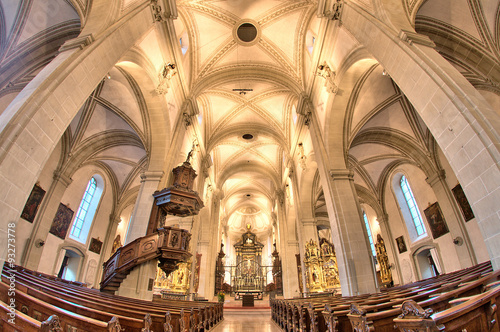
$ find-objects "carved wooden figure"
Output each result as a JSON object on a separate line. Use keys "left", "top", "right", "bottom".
{"left": 164, "top": 312, "right": 173, "bottom": 332}
{"left": 41, "top": 315, "right": 63, "bottom": 332}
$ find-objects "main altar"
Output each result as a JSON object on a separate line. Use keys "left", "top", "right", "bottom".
{"left": 215, "top": 225, "right": 283, "bottom": 300}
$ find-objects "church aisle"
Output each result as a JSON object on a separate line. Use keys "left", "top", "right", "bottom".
{"left": 212, "top": 309, "right": 282, "bottom": 332}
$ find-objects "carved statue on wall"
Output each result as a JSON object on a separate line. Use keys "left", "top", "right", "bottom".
{"left": 112, "top": 234, "right": 122, "bottom": 253}
{"left": 375, "top": 234, "right": 392, "bottom": 284}
{"left": 156, "top": 63, "right": 177, "bottom": 95}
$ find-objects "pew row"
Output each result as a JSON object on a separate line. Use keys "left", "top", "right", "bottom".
{"left": 2, "top": 263, "right": 222, "bottom": 331}
{"left": 271, "top": 261, "right": 494, "bottom": 332}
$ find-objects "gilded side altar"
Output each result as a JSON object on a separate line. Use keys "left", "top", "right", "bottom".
{"left": 304, "top": 238, "right": 340, "bottom": 293}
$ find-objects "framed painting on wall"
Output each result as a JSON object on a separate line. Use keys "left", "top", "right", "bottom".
{"left": 89, "top": 238, "right": 103, "bottom": 254}
{"left": 451, "top": 184, "right": 475, "bottom": 222}
{"left": 424, "top": 202, "right": 449, "bottom": 239}
{"left": 396, "top": 236, "right": 407, "bottom": 253}
{"left": 21, "top": 183, "right": 46, "bottom": 223}
{"left": 49, "top": 203, "right": 74, "bottom": 240}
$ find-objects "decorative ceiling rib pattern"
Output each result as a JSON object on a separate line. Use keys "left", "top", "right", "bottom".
{"left": 175, "top": 0, "right": 317, "bottom": 237}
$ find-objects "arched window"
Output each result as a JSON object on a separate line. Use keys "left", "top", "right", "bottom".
{"left": 69, "top": 176, "right": 103, "bottom": 243}
{"left": 363, "top": 212, "right": 377, "bottom": 258}
{"left": 400, "top": 175, "right": 426, "bottom": 236}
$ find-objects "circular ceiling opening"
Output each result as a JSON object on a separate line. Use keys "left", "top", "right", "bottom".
{"left": 242, "top": 134, "right": 254, "bottom": 140}
{"left": 237, "top": 23, "right": 258, "bottom": 43}
{"left": 246, "top": 194, "right": 251, "bottom": 197}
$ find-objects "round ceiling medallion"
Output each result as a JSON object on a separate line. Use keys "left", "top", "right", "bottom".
{"left": 233, "top": 20, "right": 261, "bottom": 46}
{"left": 237, "top": 23, "right": 257, "bottom": 42}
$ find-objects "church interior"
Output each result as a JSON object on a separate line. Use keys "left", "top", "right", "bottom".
{"left": 1, "top": 0, "right": 500, "bottom": 331}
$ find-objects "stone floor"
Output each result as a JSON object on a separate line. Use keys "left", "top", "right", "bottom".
{"left": 210, "top": 296, "right": 281, "bottom": 331}
{"left": 211, "top": 309, "right": 281, "bottom": 332}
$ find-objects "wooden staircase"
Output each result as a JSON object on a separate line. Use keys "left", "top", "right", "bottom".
{"left": 100, "top": 226, "right": 192, "bottom": 294}
{"left": 100, "top": 271, "right": 131, "bottom": 294}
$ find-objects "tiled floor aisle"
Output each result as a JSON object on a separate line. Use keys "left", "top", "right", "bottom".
{"left": 211, "top": 309, "right": 282, "bottom": 332}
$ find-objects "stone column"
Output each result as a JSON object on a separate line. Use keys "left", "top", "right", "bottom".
{"left": 275, "top": 190, "right": 300, "bottom": 298}
{"left": 302, "top": 218, "right": 319, "bottom": 244}
{"left": 99, "top": 215, "right": 121, "bottom": 262}
{"left": 23, "top": 170, "right": 72, "bottom": 270}
{"left": 328, "top": 169, "right": 378, "bottom": 295}
{"left": 198, "top": 190, "right": 221, "bottom": 300}
{"left": 196, "top": 239, "right": 211, "bottom": 298}
{"left": 125, "top": 171, "right": 163, "bottom": 244}
{"left": 425, "top": 170, "right": 475, "bottom": 268}
{"left": 119, "top": 170, "right": 163, "bottom": 300}
{"left": 117, "top": 259, "right": 158, "bottom": 300}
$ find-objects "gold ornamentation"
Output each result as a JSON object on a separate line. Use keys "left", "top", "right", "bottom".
{"left": 375, "top": 234, "right": 393, "bottom": 284}
{"left": 154, "top": 261, "right": 191, "bottom": 295}
{"left": 304, "top": 238, "right": 340, "bottom": 293}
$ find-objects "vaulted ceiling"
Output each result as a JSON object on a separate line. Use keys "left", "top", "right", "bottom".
{"left": 174, "top": 0, "right": 318, "bottom": 241}
{"left": 1, "top": 0, "right": 499, "bottom": 244}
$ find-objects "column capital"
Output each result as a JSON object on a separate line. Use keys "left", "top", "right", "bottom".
{"left": 109, "top": 214, "right": 122, "bottom": 225}
{"left": 53, "top": 170, "right": 73, "bottom": 187}
{"left": 275, "top": 189, "right": 285, "bottom": 206}
{"left": 398, "top": 29, "right": 436, "bottom": 48}
{"left": 376, "top": 213, "right": 389, "bottom": 225}
{"left": 317, "top": 0, "right": 344, "bottom": 21}
{"left": 181, "top": 97, "right": 199, "bottom": 127}
{"left": 198, "top": 240, "right": 210, "bottom": 247}
{"left": 425, "top": 169, "right": 446, "bottom": 187}
{"left": 302, "top": 218, "right": 317, "bottom": 226}
{"left": 150, "top": 0, "right": 177, "bottom": 21}
{"left": 59, "top": 34, "right": 94, "bottom": 52}
{"left": 140, "top": 170, "right": 164, "bottom": 182}
{"left": 329, "top": 169, "right": 354, "bottom": 181}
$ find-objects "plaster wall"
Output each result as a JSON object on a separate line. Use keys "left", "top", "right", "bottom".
{"left": 16, "top": 141, "right": 63, "bottom": 265}
{"left": 384, "top": 164, "right": 464, "bottom": 283}
{"left": 37, "top": 165, "right": 113, "bottom": 281}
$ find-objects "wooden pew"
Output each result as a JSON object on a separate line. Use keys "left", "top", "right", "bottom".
{"left": 272, "top": 262, "right": 494, "bottom": 332}
{"left": 3, "top": 264, "right": 220, "bottom": 331}
{"left": 393, "top": 286, "right": 500, "bottom": 332}
{"left": 0, "top": 299, "right": 41, "bottom": 332}
{"left": 0, "top": 285, "right": 124, "bottom": 332}
{"left": 345, "top": 270, "right": 500, "bottom": 332}
{"left": 10, "top": 264, "right": 224, "bottom": 325}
